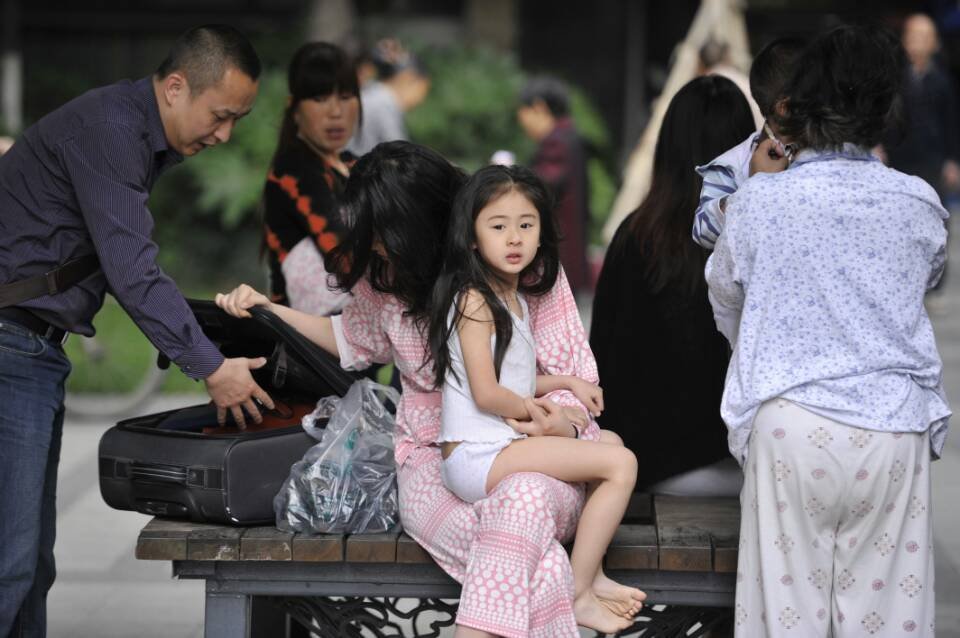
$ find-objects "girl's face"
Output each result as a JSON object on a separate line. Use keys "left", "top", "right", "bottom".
{"left": 294, "top": 91, "right": 360, "bottom": 157}
{"left": 473, "top": 188, "right": 540, "bottom": 286}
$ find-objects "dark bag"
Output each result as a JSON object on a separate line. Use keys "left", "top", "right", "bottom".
{"left": 98, "top": 300, "right": 357, "bottom": 525}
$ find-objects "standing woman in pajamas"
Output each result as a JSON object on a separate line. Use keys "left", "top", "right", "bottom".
{"left": 217, "top": 141, "right": 609, "bottom": 638}
{"left": 706, "top": 24, "right": 950, "bottom": 637}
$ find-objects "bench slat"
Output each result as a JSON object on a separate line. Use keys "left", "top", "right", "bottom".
{"left": 605, "top": 524, "right": 658, "bottom": 570}
{"left": 655, "top": 495, "right": 740, "bottom": 572}
{"left": 187, "top": 526, "right": 244, "bottom": 561}
{"left": 136, "top": 519, "right": 226, "bottom": 561}
{"left": 624, "top": 492, "right": 653, "bottom": 523}
{"left": 397, "top": 532, "right": 433, "bottom": 564}
{"left": 291, "top": 533, "right": 344, "bottom": 562}
{"left": 240, "top": 527, "right": 294, "bottom": 561}
{"left": 345, "top": 527, "right": 401, "bottom": 563}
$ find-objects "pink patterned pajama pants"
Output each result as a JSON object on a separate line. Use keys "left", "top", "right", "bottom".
{"left": 736, "top": 399, "right": 934, "bottom": 637}
{"left": 398, "top": 446, "right": 585, "bottom": 638}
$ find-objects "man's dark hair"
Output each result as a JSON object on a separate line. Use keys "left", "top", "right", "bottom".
{"left": 749, "top": 36, "right": 807, "bottom": 116}
{"left": 774, "top": 24, "right": 905, "bottom": 151}
{"left": 519, "top": 76, "right": 570, "bottom": 118}
{"left": 156, "top": 24, "right": 261, "bottom": 95}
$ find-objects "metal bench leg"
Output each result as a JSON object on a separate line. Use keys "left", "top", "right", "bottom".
{"left": 250, "top": 596, "right": 310, "bottom": 638}
{"left": 205, "top": 587, "right": 252, "bottom": 638}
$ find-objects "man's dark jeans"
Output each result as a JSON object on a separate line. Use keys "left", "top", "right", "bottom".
{"left": 0, "top": 319, "right": 70, "bottom": 637}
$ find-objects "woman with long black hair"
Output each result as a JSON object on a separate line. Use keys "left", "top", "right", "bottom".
{"left": 261, "top": 42, "right": 360, "bottom": 315}
{"left": 219, "top": 142, "right": 609, "bottom": 637}
{"left": 590, "top": 75, "right": 755, "bottom": 495}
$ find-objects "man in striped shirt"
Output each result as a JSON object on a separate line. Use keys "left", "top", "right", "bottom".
{"left": 0, "top": 25, "right": 271, "bottom": 636}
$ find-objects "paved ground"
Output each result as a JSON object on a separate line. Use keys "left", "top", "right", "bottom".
{"left": 47, "top": 244, "right": 960, "bottom": 637}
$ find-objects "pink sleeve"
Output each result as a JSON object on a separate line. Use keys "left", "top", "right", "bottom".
{"left": 334, "top": 277, "right": 393, "bottom": 369}
{"left": 529, "top": 268, "right": 602, "bottom": 441}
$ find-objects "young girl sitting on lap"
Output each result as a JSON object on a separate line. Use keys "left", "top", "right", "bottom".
{"left": 427, "top": 164, "right": 645, "bottom": 634}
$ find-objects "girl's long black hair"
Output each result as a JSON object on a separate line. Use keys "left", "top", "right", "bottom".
{"left": 324, "top": 141, "right": 467, "bottom": 324}
{"left": 427, "top": 165, "right": 559, "bottom": 387}
{"left": 625, "top": 75, "right": 755, "bottom": 294}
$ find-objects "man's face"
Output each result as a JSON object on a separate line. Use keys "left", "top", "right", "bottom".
{"left": 165, "top": 66, "right": 258, "bottom": 156}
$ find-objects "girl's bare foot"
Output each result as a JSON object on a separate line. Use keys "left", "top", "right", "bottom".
{"left": 593, "top": 571, "right": 646, "bottom": 618}
{"left": 574, "top": 589, "right": 635, "bottom": 634}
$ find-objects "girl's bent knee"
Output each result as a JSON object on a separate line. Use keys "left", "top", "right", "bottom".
{"left": 598, "top": 429, "right": 624, "bottom": 447}
{"left": 609, "top": 447, "right": 638, "bottom": 486}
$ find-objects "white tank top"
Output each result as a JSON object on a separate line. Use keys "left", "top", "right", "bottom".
{"left": 439, "top": 294, "right": 536, "bottom": 443}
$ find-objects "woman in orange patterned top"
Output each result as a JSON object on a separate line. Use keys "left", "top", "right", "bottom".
{"left": 262, "top": 42, "right": 360, "bottom": 314}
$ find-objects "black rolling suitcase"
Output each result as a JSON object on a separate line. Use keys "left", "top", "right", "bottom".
{"left": 98, "top": 300, "right": 356, "bottom": 525}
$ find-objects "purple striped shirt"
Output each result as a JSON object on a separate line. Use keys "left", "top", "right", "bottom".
{"left": 0, "top": 76, "right": 223, "bottom": 379}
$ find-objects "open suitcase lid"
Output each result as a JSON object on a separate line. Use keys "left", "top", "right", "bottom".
{"left": 185, "top": 299, "right": 356, "bottom": 398}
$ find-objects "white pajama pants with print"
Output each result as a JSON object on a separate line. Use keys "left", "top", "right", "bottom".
{"left": 735, "top": 399, "right": 934, "bottom": 637}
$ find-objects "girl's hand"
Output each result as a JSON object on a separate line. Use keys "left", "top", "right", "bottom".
{"left": 526, "top": 397, "right": 580, "bottom": 437}
{"left": 215, "top": 284, "right": 272, "bottom": 319}
{"left": 505, "top": 416, "right": 545, "bottom": 438}
{"left": 567, "top": 377, "right": 604, "bottom": 417}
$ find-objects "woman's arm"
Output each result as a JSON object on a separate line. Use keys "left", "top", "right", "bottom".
{"left": 215, "top": 284, "right": 339, "bottom": 356}
{"left": 458, "top": 290, "right": 530, "bottom": 421}
{"left": 535, "top": 375, "right": 603, "bottom": 417}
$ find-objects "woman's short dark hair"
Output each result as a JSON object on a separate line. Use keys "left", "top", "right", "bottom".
{"left": 273, "top": 42, "right": 361, "bottom": 159}
{"left": 427, "top": 165, "right": 559, "bottom": 386}
{"left": 324, "top": 141, "right": 467, "bottom": 321}
{"left": 519, "top": 76, "right": 570, "bottom": 118}
{"left": 624, "top": 75, "right": 755, "bottom": 294}
{"left": 774, "top": 24, "right": 905, "bottom": 151}
{"left": 156, "top": 24, "right": 261, "bottom": 94}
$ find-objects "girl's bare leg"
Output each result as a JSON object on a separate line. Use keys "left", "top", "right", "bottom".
{"left": 589, "top": 431, "right": 646, "bottom": 618}
{"left": 485, "top": 437, "right": 639, "bottom": 633}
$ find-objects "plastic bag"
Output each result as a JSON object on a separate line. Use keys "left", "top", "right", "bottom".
{"left": 274, "top": 378, "right": 401, "bottom": 534}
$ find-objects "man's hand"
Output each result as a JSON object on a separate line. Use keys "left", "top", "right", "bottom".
{"left": 204, "top": 357, "right": 275, "bottom": 429}
{"left": 215, "top": 284, "right": 272, "bottom": 319}
{"left": 749, "top": 138, "right": 789, "bottom": 176}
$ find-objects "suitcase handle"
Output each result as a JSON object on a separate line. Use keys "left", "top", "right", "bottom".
{"left": 126, "top": 461, "right": 223, "bottom": 489}
{"left": 129, "top": 462, "right": 188, "bottom": 485}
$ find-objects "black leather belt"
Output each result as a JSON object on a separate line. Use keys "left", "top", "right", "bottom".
{"left": 0, "top": 307, "right": 69, "bottom": 345}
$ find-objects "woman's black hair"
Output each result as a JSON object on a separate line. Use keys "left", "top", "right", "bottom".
{"left": 427, "top": 165, "right": 559, "bottom": 387}
{"left": 274, "top": 42, "right": 361, "bottom": 161}
{"left": 625, "top": 75, "right": 755, "bottom": 294}
{"left": 772, "top": 23, "right": 905, "bottom": 151}
{"left": 260, "top": 42, "right": 361, "bottom": 262}
{"left": 324, "top": 141, "right": 468, "bottom": 323}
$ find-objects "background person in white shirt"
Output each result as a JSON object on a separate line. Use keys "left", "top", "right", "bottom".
{"left": 706, "top": 24, "right": 950, "bottom": 637}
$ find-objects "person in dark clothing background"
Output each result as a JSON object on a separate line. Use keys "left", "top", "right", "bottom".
{"left": 518, "top": 76, "right": 592, "bottom": 297}
{"left": 0, "top": 25, "right": 268, "bottom": 637}
{"left": 262, "top": 42, "right": 360, "bottom": 315}
{"left": 883, "top": 13, "right": 960, "bottom": 196}
{"left": 590, "top": 75, "right": 755, "bottom": 495}
{"left": 879, "top": 13, "right": 959, "bottom": 294}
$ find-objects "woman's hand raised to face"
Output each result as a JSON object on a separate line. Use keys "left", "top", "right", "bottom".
{"left": 215, "top": 284, "right": 272, "bottom": 319}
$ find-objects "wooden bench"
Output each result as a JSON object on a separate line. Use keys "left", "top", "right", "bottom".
{"left": 136, "top": 494, "right": 739, "bottom": 637}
